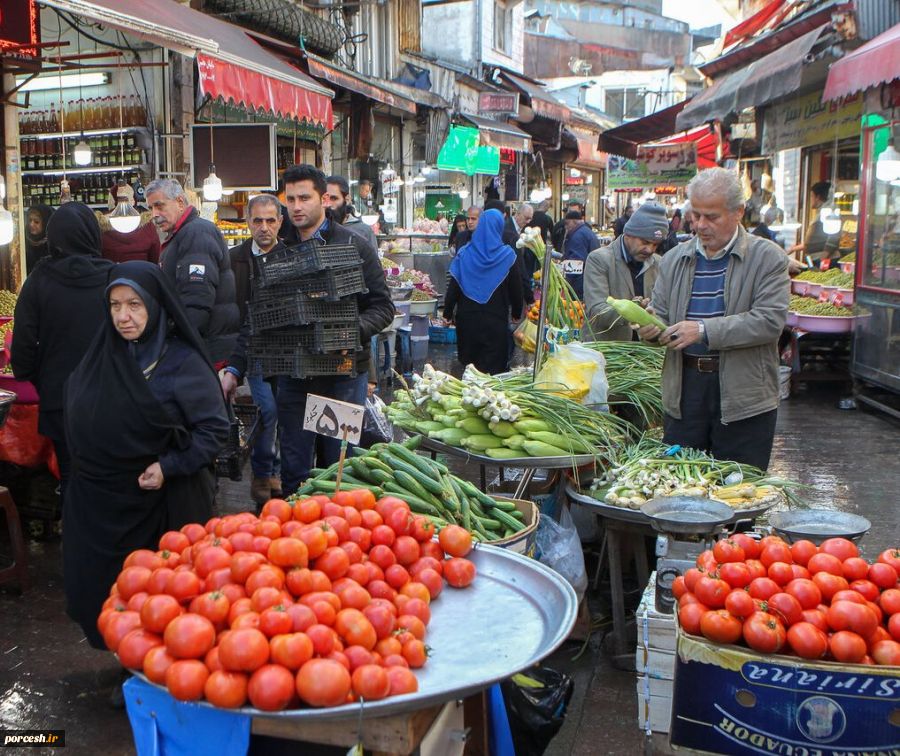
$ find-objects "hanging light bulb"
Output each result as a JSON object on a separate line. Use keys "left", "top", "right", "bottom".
{"left": 73, "top": 138, "right": 92, "bottom": 166}
{"left": 203, "top": 165, "right": 223, "bottom": 202}
{"left": 0, "top": 176, "right": 12, "bottom": 246}
{"left": 108, "top": 192, "right": 141, "bottom": 233}
{"left": 457, "top": 186, "right": 469, "bottom": 199}
{"left": 413, "top": 171, "right": 427, "bottom": 184}
{"left": 877, "top": 141, "right": 900, "bottom": 183}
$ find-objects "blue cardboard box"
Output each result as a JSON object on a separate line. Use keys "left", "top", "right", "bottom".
{"left": 670, "top": 627, "right": 900, "bottom": 755}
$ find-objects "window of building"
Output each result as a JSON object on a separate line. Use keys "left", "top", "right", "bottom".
{"left": 494, "top": 0, "right": 513, "bottom": 55}
{"left": 604, "top": 88, "right": 648, "bottom": 121}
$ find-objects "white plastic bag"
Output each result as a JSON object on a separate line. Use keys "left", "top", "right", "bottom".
{"left": 535, "top": 505, "right": 588, "bottom": 601}
{"left": 562, "top": 343, "right": 608, "bottom": 408}
{"left": 361, "top": 394, "right": 393, "bottom": 447}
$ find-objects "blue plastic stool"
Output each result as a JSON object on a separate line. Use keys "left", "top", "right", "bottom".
{"left": 124, "top": 676, "right": 251, "bottom": 756}
{"left": 488, "top": 683, "right": 516, "bottom": 756}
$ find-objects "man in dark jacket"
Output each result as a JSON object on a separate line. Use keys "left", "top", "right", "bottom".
{"left": 562, "top": 210, "right": 599, "bottom": 299}
{"left": 530, "top": 199, "right": 553, "bottom": 244}
{"left": 12, "top": 202, "right": 114, "bottom": 494}
{"left": 222, "top": 165, "right": 395, "bottom": 494}
{"left": 613, "top": 204, "right": 634, "bottom": 238}
{"left": 325, "top": 175, "right": 379, "bottom": 249}
{"left": 551, "top": 200, "right": 584, "bottom": 252}
{"left": 229, "top": 194, "right": 285, "bottom": 506}
{"left": 146, "top": 178, "right": 239, "bottom": 363}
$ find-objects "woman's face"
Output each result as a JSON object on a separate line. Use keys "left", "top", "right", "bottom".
{"left": 109, "top": 285, "right": 149, "bottom": 340}
{"left": 456, "top": 219, "right": 467, "bottom": 233}
{"left": 28, "top": 212, "right": 43, "bottom": 237}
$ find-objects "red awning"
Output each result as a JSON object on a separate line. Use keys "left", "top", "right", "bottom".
{"left": 823, "top": 23, "right": 900, "bottom": 101}
{"left": 39, "top": 0, "right": 333, "bottom": 129}
{"left": 723, "top": 0, "right": 787, "bottom": 49}
{"left": 597, "top": 101, "right": 690, "bottom": 158}
{"left": 653, "top": 127, "right": 723, "bottom": 170}
{"left": 305, "top": 55, "right": 417, "bottom": 115}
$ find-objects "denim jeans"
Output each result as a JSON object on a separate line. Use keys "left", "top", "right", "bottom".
{"left": 247, "top": 374, "right": 280, "bottom": 479}
{"left": 276, "top": 373, "right": 368, "bottom": 494}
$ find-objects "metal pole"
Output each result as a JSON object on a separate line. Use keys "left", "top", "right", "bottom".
{"left": 532, "top": 241, "right": 554, "bottom": 380}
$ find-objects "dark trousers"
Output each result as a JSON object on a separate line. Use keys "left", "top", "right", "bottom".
{"left": 663, "top": 368, "right": 778, "bottom": 471}
{"left": 276, "top": 373, "right": 368, "bottom": 494}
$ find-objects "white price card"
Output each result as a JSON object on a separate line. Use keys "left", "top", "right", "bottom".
{"left": 561, "top": 259, "right": 584, "bottom": 275}
{"left": 302, "top": 394, "right": 364, "bottom": 445}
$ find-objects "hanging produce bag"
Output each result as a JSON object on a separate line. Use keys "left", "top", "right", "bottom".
{"left": 502, "top": 666, "right": 575, "bottom": 756}
{"left": 535, "top": 506, "right": 588, "bottom": 600}
{"left": 513, "top": 318, "right": 538, "bottom": 353}
{"left": 535, "top": 343, "right": 608, "bottom": 407}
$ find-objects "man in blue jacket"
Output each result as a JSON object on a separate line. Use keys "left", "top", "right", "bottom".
{"left": 147, "top": 179, "right": 239, "bottom": 364}
{"left": 562, "top": 210, "right": 598, "bottom": 299}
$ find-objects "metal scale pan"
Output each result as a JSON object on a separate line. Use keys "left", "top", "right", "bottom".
{"left": 641, "top": 496, "right": 736, "bottom": 536}
{"left": 768, "top": 509, "right": 871, "bottom": 544}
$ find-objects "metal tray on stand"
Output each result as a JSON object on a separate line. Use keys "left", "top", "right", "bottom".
{"left": 133, "top": 544, "right": 577, "bottom": 721}
{"left": 565, "top": 483, "right": 650, "bottom": 524}
{"left": 417, "top": 435, "right": 598, "bottom": 469}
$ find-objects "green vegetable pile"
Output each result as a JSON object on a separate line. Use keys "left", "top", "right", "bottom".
{"left": 795, "top": 269, "right": 853, "bottom": 287}
{"left": 293, "top": 438, "right": 528, "bottom": 542}
{"left": 0, "top": 290, "right": 16, "bottom": 317}
{"left": 386, "top": 364, "right": 632, "bottom": 460}
{"left": 789, "top": 295, "right": 854, "bottom": 316}
{"left": 580, "top": 340, "right": 664, "bottom": 427}
{"left": 840, "top": 252, "right": 856, "bottom": 264}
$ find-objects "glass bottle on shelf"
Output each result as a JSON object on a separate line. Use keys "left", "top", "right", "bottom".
{"left": 49, "top": 106, "right": 59, "bottom": 132}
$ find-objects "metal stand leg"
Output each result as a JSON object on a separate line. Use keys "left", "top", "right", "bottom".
{"left": 479, "top": 465, "right": 486, "bottom": 492}
{"left": 513, "top": 468, "right": 537, "bottom": 500}
{"left": 607, "top": 526, "right": 627, "bottom": 658}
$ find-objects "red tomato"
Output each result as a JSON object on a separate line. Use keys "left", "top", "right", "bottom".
{"left": 351, "top": 664, "right": 391, "bottom": 700}
{"left": 247, "top": 664, "right": 295, "bottom": 711}
{"left": 218, "top": 628, "right": 270, "bottom": 672}
{"left": 760, "top": 543, "right": 793, "bottom": 569}
{"left": 871, "top": 640, "right": 900, "bottom": 666}
{"left": 385, "top": 508, "right": 411, "bottom": 537}
{"left": 743, "top": 612, "right": 786, "bottom": 654}
{"left": 285, "top": 603, "right": 317, "bottom": 633}
{"left": 143, "top": 645, "right": 176, "bottom": 684}
{"left": 869, "top": 562, "right": 899, "bottom": 590}
{"left": 745, "top": 560, "right": 767, "bottom": 581}
{"left": 724, "top": 589, "right": 756, "bottom": 620}
{"left": 678, "top": 602, "right": 708, "bottom": 635}
{"left": 888, "top": 613, "right": 900, "bottom": 642}
{"left": 117, "top": 628, "right": 163, "bottom": 670}
{"left": 438, "top": 525, "right": 473, "bottom": 558}
{"left": 204, "top": 670, "right": 248, "bottom": 709}
{"left": 369, "top": 544, "right": 397, "bottom": 570}
{"left": 695, "top": 576, "right": 731, "bottom": 609}
{"left": 683, "top": 567, "right": 705, "bottom": 593}
{"left": 879, "top": 589, "right": 900, "bottom": 616}
{"left": 767, "top": 562, "right": 794, "bottom": 587}
{"left": 164, "top": 614, "right": 216, "bottom": 659}
{"left": 713, "top": 539, "right": 745, "bottom": 564}
{"left": 392, "top": 536, "right": 421, "bottom": 567}
{"left": 719, "top": 562, "right": 752, "bottom": 589}
{"left": 827, "top": 601, "right": 878, "bottom": 638}
{"left": 192, "top": 591, "right": 230, "bottom": 626}
{"left": 401, "top": 639, "right": 428, "bottom": 668}
{"left": 315, "top": 547, "right": 351, "bottom": 581}
{"left": 766, "top": 592, "right": 803, "bottom": 627}
{"left": 832, "top": 590, "right": 867, "bottom": 605}
{"left": 387, "top": 666, "right": 418, "bottom": 695}
{"left": 697, "top": 549, "right": 717, "bottom": 573}
{"left": 672, "top": 576, "right": 687, "bottom": 599}
{"left": 790, "top": 565, "right": 812, "bottom": 580}
{"left": 165, "top": 659, "right": 209, "bottom": 701}
{"left": 295, "top": 658, "right": 352, "bottom": 707}
{"left": 807, "top": 552, "right": 844, "bottom": 576}
{"left": 748, "top": 577, "right": 781, "bottom": 602}
{"left": 444, "top": 558, "right": 477, "bottom": 588}
{"left": 305, "top": 624, "right": 336, "bottom": 656}
{"left": 850, "top": 579, "right": 881, "bottom": 602}
{"left": 166, "top": 571, "right": 203, "bottom": 605}
{"left": 867, "top": 626, "right": 891, "bottom": 651}
{"left": 267, "top": 538, "right": 309, "bottom": 570}
{"left": 789, "top": 540, "right": 818, "bottom": 567}
{"left": 416, "top": 568, "right": 443, "bottom": 600}
{"left": 259, "top": 606, "right": 294, "bottom": 638}
{"left": 116, "top": 566, "right": 152, "bottom": 601}
{"left": 829, "top": 631, "right": 867, "bottom": 663}
{"left": 842, "top": 557, "right": 870, "bottom": 582}
{"left": 878, "top": 549, "right": 900, "bottom": 574}
{"left": 334, "top": 609, "right": 377, "bottom": 650}
{"left": 786, "top": 621, "right": 828, "bottom": 659}
{"left": 140, "top": 594, "right": 183, "bottom": 635}
{"left": 160, "top": 530, "right": 191, "bottom": 553}
{"left": 731, "top": 533, "right": 761, "bottom": 559}
{"left": 409, "top": 516, "right": 436, "bottom": 543}
{"left": 801, "top": 608, "right": 829, "bottom": 633}
{"left": 362, "top": 604, "right": 396, "bottom": 640}
{"left": 700, "top": 609, "right": 742, "bottom": 645}
{"left": 812, "top": 571, "right": 849, "bottom": 602}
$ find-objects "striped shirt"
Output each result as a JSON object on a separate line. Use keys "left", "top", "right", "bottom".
{"left": 685, "top": 230, "right": 738, "bottom": 356}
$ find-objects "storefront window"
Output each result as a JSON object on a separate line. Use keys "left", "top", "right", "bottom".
{"left": 861, "top": 121, "right": 900, "bottom": 292}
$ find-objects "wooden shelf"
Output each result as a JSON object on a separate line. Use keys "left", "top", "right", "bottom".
{"left": 21, "top": 164, "right": 145, "bottom": 177}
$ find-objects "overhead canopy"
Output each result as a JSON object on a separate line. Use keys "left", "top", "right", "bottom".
{"left": 305, "top": 55, "right": 417, "bottom": 115}
{"left": 598, "top": 101, "right": 690, "bottom": 158}
{"left": 653, "top": 126, "right": 723, "bottom": 170}
{"left": 823, "top": 23, "right": 900, "bottom": 101}
{"left": 676, "top": 25, "right": 827, "bottom": 132}
{"left": 499, "top": 70, "right": 571, "bottom": 122}
{"left": 38, "top": 0, "right": 334, "bottom": 128}
{"left": 460, "top": 113, "right": 532, "bottom": 152}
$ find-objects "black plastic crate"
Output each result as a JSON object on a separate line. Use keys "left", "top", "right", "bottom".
{"left": 215, "top": 402, "right": 261, "bottom": 481}
{"left": 257, "top": 241, "right": 361, "bottom": 287}
{"left": 247, "top": 350, "right": 356, "bottom": 379}
{"left": 291, "top": 265, "right": 367, "bottom": 301}
{"left": 250, "top": 323, "right": 360, "bottom": 355}
{"left": 249, "top": 291, "right": 359, "bottom": 333}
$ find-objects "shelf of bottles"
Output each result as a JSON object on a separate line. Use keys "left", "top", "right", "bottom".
{"left": 22, "top": 171, "right": 146, "bottom": 209}
{"left": 18, "top": 96, "right": 149, "bottom": 174}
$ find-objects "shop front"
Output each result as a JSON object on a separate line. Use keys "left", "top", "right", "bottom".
{"left": 565, "top": 123, "right": 608, "bottom": 226}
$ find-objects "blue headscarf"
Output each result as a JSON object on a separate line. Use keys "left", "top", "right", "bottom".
{"left": 449, "top": 209, "right": 517, "bottom": 304}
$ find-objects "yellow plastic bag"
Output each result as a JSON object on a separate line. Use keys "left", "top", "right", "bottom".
{"left": 513, "top": 319, "right": 538, "bottom": 353}
{"left": 535, "top": 352, "right": 595, "bottom": 402}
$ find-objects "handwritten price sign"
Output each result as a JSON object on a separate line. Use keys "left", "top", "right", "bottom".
{"left": 303, "top": 394, "right": 364, "bottom": 446}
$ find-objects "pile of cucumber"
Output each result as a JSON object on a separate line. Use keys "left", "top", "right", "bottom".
{"left": 291, "top": 439, "right": 529, "bottom": 542}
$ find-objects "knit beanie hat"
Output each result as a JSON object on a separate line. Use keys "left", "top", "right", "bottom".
{"left": 623, "top": 202, "right": 669, "bottom": 242}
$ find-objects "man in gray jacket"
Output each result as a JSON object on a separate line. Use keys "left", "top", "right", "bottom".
{"left": 638, "top": 168, "right": 789, "bottom": 470}
{"left": 583, "top": 202, "right": 667, "bottom": 341}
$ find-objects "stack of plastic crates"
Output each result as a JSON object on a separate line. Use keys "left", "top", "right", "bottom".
{"left": 247, "top": 240, "right": 366, "bottom": 379}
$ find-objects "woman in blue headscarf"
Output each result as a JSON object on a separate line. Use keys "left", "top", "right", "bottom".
{"left": 444, "top": 208, "right": 524, "bottom": 374}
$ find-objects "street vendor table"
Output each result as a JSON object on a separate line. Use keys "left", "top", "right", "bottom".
{"left": 417, "top": 436, "right": 596, "bottom": 498}
{"left": 566, "top": 485, "right": 654, "bottom": 667}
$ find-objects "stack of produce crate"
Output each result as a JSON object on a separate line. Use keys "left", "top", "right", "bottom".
{"left": 247, "top": 240, "right": 366, "bottom": 378}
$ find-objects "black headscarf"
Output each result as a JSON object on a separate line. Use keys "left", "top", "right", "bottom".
{"left": 25, "top": 204, "right": 54, "bottom": 273}
{"left": 65, "top": 261, "right": 215, "bottom": 469}
{"left": 46, "top": 202, "right": 101, "bottom": 258}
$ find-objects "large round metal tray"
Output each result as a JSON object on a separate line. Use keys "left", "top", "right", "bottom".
{"left": 133, "top": 544, "right": 577, "bottom": 721}
{"left": 565, "top": 484, "right": 651, "bottom": 524}
{"left": 418, "top": 435, "right": 598, "bottom": 470}
{"left": 641, "top": 496, "right": 735, "bottom": 535}
{"left": 768, "top": 509, "right": 871, "bottom": 544}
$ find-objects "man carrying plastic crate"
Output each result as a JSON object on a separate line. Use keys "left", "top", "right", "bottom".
{"left": 221, "top": 165, "right": 395, "bottom": 496}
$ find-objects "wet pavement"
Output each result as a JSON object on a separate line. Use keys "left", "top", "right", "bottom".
{"left": 0, "top": 343, "right": 898, "bottom": 754}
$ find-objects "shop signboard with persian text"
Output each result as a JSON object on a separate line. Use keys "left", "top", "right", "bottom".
{"left": 607, "top": 143, "right": 696, "bottom": 190}
{"left": 762, "top": 91, "right": 863, "bottom": 153}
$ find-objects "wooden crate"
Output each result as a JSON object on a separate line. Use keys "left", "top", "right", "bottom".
{"left": 634, "top": 573, "right": 676, "bottom": 735}
{"left": 636, "top": 675, "right": 673, "bottom": 734}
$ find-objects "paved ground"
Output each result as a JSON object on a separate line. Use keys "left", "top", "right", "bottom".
{"left": 0, "top": 346, "right": 897, "bottom": 754}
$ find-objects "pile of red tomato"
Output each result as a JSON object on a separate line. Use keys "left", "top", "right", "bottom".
{"left": 98, "top": 490, "right": 478, "bottom": 710}
{"left": 675, "top": 534, "right": 900, "bottom": 666}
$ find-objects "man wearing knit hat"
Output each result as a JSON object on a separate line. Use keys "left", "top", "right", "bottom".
{"left": 583, "top": 202, "right": 668, "bottom": 341}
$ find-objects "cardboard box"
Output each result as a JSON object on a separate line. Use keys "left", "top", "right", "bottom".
{"left": 489, "top": 497, "right": 538, "bottom": 556}
{"left": 637, "top": 675, "right": 673, "bottom": 734}
{"left": 670, "top": 626, "right": 900, "bottom": 754}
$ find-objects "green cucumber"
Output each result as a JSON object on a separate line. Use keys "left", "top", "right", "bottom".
{"left": 348, "top": 458, "right": 376, "bottom": 482}
{"left": 393, "top": 470, "right": 438, "bottom": 505}
{"left": 402, "top": 436, "right": 423, "bottom": 450}
{"left": 380, "top": 453, "right": 445, "bottom": 497}
{"left": 368, "top": 468, "right": 393, "bottom": 486}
